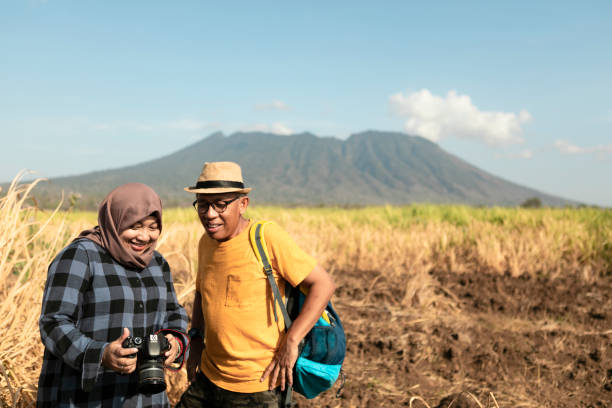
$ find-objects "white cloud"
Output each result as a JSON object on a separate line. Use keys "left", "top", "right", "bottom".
{"left": 92, "top": 121, "right": 158, "bottom": 132}
{"left": 90, "top": 118, "right": 216, "bottom": 133}
{"left": 92, "top": 123, "right": 113, "bottom": 131}
{"left": 389, "top": 89, "right": 531, "bottom": 146}
{"left": 554, "top": 140, "right": 612, "bottom": 155}
{"left": 512, "top": 149, "right": 534, "bottom": 159}
{"left": 2, "top": 116, "right": 220, "bottom": 143}
{"left": 554, "top": 140, "right": 585, "bottom": 154}
{"left": 240, "top": 122, "right": 293, "bottom": 135}
{"left": 164, "top": 119, "right": 216, "bottom": 132}
{"left": 255, "top": 100, "right": 290, "bottom": 111}
{"left": 497, "top": 149, "right": 534, "bottom": 159}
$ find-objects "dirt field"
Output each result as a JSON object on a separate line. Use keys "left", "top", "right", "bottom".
{"left": 2, "top": 192, "right": 611, "bottom": 407}
{"left": 289, "top": 267, "right": 611, "bottom": 408}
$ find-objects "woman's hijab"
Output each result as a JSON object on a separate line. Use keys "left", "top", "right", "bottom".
{"left": 78, "top": 183, "right": 163, "bottom": 270}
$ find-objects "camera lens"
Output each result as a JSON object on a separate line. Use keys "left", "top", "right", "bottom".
{"left": 137, "top": 359, "right": 166, "bottom": 394}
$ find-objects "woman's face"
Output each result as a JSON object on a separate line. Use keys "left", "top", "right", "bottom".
{"left": 119, "top": 215, "right": 160, "bottom": 254}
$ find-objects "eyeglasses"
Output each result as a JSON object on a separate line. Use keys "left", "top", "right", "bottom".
{"left": 192, "top": 196, "right": 240, "bottom": 214}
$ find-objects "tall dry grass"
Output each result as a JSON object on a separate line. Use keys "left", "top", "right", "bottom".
{"left": 1, "top": 176, "right": 610, "bottom": 406}
{"left": 0, "top": 173, "right": 63, "bottom": 406}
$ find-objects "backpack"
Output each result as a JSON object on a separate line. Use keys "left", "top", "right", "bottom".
{"left": 249, "top": 221, "right": 346, "bottom": 402}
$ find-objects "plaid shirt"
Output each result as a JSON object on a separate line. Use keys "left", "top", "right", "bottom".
{"left": 37, "top": 239, "right": 188, "bottom": 407}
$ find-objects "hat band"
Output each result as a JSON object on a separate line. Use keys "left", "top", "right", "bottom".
{"left": 194, "top": 180, "right": 245, "bottom": 189}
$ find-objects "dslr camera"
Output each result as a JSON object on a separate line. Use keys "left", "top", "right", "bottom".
{"left": 122, "top": 334, "right": 170, "bottom": 394}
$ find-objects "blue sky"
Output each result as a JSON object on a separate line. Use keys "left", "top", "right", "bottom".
{"left": 1, "top": 1, "right": 611, "bottom": 206}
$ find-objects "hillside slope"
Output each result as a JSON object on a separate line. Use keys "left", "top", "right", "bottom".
{"left": 14, "top": 131, "right": 573, "bottom": 209}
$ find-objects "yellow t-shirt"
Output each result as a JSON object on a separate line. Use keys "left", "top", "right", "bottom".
{"left": 196, "top": 220, "right": 316, "bottom": 393}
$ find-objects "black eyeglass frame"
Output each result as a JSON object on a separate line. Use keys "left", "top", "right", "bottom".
{"left": 192, "top": 195, "right": 240, "bottom": 214}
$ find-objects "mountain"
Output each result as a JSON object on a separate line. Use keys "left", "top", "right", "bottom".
{"left": 12, "top": 131, "right": 574, "bottom": 209}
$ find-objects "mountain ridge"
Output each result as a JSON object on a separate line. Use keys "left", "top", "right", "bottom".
{"left": 7, "top": 130, "right": 576, "bottom": 209}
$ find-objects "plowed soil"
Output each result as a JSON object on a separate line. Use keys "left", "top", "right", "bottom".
{"left": 292, "top": 268, "right": 612, "bottom": 407}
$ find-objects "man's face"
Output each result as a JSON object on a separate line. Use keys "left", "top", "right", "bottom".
{"left": 194, "top": 193, "right": 249, "bottom": 241}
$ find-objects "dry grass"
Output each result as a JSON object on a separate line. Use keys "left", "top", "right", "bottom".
{"left": 1, "top": 176, "right": 610, "bottom": 407}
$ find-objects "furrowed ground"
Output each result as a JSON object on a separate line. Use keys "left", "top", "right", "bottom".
{"left": 1, "top": 177, "right": 610, "bottom": 407}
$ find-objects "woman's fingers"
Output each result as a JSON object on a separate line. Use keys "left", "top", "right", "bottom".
{"left": 112, "top": 340, "right": 136, "bottom": 373}
{"left": 163, "top": 334, "right": 180, "bottom": 365}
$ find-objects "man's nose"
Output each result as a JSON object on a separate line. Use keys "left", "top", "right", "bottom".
{"left": 204, "top": 204, "right": 219, "bottom": 218}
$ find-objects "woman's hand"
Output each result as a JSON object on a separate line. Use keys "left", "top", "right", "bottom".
{"left": 163, "top": 334, "right": 181, "bottom": 366}
{"left": 102, "top": 328, "right": 138, "bottom": 374}
{"left": 260, "top": 335, "right": 300, "bottom": 391}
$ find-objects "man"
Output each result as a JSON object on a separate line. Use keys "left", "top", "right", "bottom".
{"left": 176, "top": 161, "right": 335, "bottom": 408}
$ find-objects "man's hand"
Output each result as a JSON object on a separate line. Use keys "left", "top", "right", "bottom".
{"left": 163, "top": 334, "right": 181, "bottom": 367}
{"left": 186, "top": 338, "right": 204, "bottom": 382}
{"left": 260, "top": 335, "right": 299, "bottom": 391}
{"left": 101, "top": 327, "right": 138, "bottom": 374}
{"left": 260, "top": 264, "right": 335, "bottom": 391}
{"left": 187, "top": 292, "right": 205, "bottom": 382}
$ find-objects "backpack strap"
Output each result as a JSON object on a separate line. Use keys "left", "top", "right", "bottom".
{"left": 249, "top": 221, "right": 293, "bottom": 329}
{"left": 250, "top": 221, "right": 297, "bottom": 408}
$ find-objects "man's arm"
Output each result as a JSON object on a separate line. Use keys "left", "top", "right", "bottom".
{"left": 260, "top": 264, "right": 335, "bottom": 390}
{"left": 186, "top": 291, "right": 205, "bottom": 382}
{"left": 160, "top": 256, "right": 189, "bottom": 366}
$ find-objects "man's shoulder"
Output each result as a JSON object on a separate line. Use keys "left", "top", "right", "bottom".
{"left": 256, "top": 220, "right": 284, "bottom": 235}
{"left": 256, "top": 220, "right": 301, "bottom": 253}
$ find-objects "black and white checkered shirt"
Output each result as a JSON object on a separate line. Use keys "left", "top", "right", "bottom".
{"left": 37, "top": 238, "right": 188, "bottom": 407}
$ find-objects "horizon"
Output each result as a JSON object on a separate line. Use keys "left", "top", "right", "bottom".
{"left": 1, "top": 2, "right": 611, "bottom": 206}
{"left": 5, "top": 130, "right": 596, "bottom": 208}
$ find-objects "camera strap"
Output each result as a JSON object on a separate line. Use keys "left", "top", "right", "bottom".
{"left": 155, "top": 328, "right": 188, "bottom": 370}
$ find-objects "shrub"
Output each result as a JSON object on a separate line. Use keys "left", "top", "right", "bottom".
{"left": 520, "top": 197, "right": 542, "bottom": 208}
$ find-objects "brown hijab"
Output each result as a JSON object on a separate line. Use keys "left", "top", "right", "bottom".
{"left": 78, "top": 183, "right": 163, "bottom": 270}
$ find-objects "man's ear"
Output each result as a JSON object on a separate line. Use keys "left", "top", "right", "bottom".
{"left": 239, "top": 196, "right": 249, "bottom": 215}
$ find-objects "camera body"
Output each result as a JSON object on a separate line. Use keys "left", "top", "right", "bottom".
{"left": 122, "top": 334, "right": 170, "bottom": 394}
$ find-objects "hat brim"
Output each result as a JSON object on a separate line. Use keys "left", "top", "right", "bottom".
{"left": 184, "top": 186, "right": 252, "bottom": 194}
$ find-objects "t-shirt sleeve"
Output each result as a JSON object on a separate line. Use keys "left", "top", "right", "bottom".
{"left": 265, "top": 222, "right": 317, "bottom": 287}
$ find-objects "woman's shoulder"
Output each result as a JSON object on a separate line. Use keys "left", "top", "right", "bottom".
{"left": 69, "top": 238, "right": 106, "bottom": 254}
{"left": 54, "top": 238, "right": 111, "bottom": 264}
{"left": 151, "top": 250, "right": 168, "bottom": 265}
{"left": 48, "top": 239, "right": 99, "bottom": 271}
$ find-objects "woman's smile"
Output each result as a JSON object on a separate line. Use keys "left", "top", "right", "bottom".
{"left": 128, "top": 240, "right": 149, "bottom": 252}
{"left": 119, "top": 215, "right": 160, "bottom": 254}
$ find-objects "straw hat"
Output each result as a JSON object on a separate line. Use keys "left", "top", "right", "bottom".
{"left": 184, "top": 161, "right": 252, "bottom": 194}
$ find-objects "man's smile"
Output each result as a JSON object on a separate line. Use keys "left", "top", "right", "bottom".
{"left": 205, "top": 222, "right": 222, "bottom": 233}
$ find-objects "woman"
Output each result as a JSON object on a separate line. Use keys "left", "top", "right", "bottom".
{"left": 37, "top": 183, "right": 188, "bottom": 407}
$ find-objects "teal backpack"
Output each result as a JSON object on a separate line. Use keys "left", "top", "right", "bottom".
{"left": 250, "top": 221, "right": 346, "bottom": 404}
